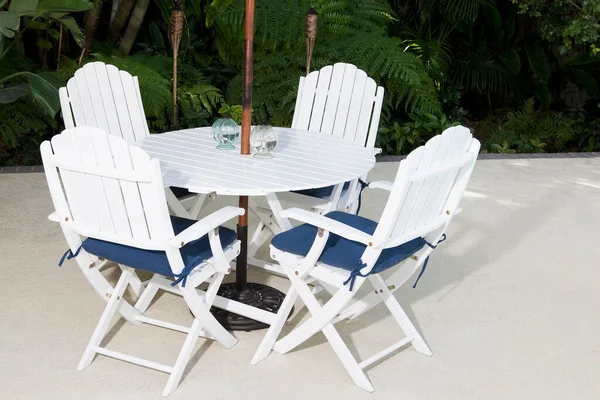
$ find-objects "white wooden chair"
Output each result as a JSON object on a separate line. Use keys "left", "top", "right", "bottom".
{"left": 41, "top": 126, "right": 243, "bottom": 396}
{"left": 251, "top": 126, "right": 480, "bottom": 392}
{"left": 248, "top": 63, "right": 384, "bottom": 266}
{"left": 286, "top": 62, "right": 384, "bottom": 214}
{"left": 58, "top": 61, "right": 211, "bottom": 219}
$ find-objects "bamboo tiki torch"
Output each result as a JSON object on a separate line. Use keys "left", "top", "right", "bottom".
{"left": 171, "top": 0, "right": 184, "bottom": 127}
{"left": 305, "top": 7, "right": 318, "bottom": 75}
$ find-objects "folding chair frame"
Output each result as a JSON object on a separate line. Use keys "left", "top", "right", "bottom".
{"left": 251, "top": 127, "right": 480, "bottom": 392}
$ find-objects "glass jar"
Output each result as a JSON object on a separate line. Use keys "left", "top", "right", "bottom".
{"left": 250, "top": 124, "right": 278, "bottom": 158}
{"left": 212, "top": 115, "right": 239, "bottom": 150}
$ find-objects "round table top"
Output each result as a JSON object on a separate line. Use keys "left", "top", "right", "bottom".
{"left": 139, "top": 127, "right": 376, "bottom": 196}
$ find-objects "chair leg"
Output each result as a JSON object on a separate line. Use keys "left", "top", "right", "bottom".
{"left": 162, "top": 317, "right": 204, "bottom": 397}
{"left": 370, "top": 275, "right": 432, "bottom": 356}
{"left": 272, "top": 273, "right": 373, "bottom": 391}
{"left": 118, "top": 264, "right": 144, "bottom": 297}
{"left": 273, "top": 276, "right": 354, "bottom": 355}
{"left": 134, "top": 280, "right": 160, "bottom": 313}
{"left": 77, "top": 267, "right": 135, "bottom": 370}
{"left": 180, "top": 285, "right": 237, "bottom": 349}
{"left": 251, "top": 286, "right": 298, "bottom": 365}
{"left": 321, "top": 324, "right": 374, "bottom": 392}
{"left": 163, "top": 274, "right": 234, "bottom": 396}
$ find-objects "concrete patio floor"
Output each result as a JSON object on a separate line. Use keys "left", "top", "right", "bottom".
{"left": 1, "top": 157, "right": 599, "bottom": 400}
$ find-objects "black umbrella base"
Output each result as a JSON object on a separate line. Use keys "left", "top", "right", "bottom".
{"left": 210, "top": 282, "right": 292, "bottom": 331}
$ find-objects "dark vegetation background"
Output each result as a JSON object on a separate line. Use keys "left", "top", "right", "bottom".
{"left": 1, "top": 0, "right": 599, "bottom": 166}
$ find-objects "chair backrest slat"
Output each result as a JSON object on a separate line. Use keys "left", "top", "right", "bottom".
{"left": 373, "top": 126, "right": 480, "bottom": 248}
{"left": 42, "top": 127, "right": 172, "bottom": 249}
{"left": 307, "top": 65, "right": 332, "bottom": 133}
{"left": 292, "top": 63, "right": 384, "bottom": 148}
{"left": 294, "top": 71, "right": 319, "bottom": 131}
{"left": 59, "top": 62, "right": 150, "bottom": 144}
{"left": 331, "top": 64, "right": 358, "bottom": 139}
{"left": 89, "top": 131, "right": 133, "bottom": 238}
{"left": 51, "top": 131, "right": 100, "bottom": 232}
{"left": 320, "top": 63, "right": 345, "bottom": 135}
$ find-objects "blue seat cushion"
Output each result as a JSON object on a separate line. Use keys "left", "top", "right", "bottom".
{"left": 271, "top": 211, "right": 426, "bottom": 275}
{"left": 82, "top": 216, "right": 237, "bottom": 278}
{"left": 293, "top": 181, "right": 351, "bottom": 199}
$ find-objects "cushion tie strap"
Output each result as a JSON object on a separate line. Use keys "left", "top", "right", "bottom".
{"left": 355, "top": 179, "right": 370, "bottom": 214}
{"left": 171, "top": 273, "right": 189, "bottom": 288}
{"left": 412, "top": 234, "right": 447, "bottom": 288}
{"left": 58, "top": 245, "right": 82, "bottom": 267}
{"left": 343, "top": 261, "right": 369, "bottom": 291}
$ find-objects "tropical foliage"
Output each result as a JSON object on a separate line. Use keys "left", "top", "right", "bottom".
{"left": 1, "top": 0, "right": 600, "bottom": 165}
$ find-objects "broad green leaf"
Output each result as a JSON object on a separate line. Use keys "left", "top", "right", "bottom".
{"left": 184, "top": 0, "right": 203, "bottom": 17}
{"left": 25, "top": 71, "right": 62, "bottom": 116}
{"left": 55, "top": 15, "right": 84, "bottom": 46}
{"left": 525, "top": 40, "right": 551, "bottom": 82}
{"left": 37, "top": 0, "right": 93, "bottom": 13}
{"left": 482, "top": 5, "right": 503, "bottom": 43}
{"left": 148, "top": 22, "right": 166, "bottom": 53}
{"left": 154, "top": 0, "right": 171, "bottom": 23}
{"left": 532, "top": 84, "right": 551, "bottom": 109}
{"left": 0, "top": 83, "right": 31, "bottom": 103}
{"left": 9, "top": 0, "right": 38, "bottom": 14}
{"left": 500, "top": 49, "right": 521, "bottom": 74}
{"left": 570, "top": 69, "right": 599, "bottom": 97}
{"left": 36, "top": 37, "right": 53, "bottom": 49}
{"left": 0, "top": 11, "right": 20, "bottom": 38}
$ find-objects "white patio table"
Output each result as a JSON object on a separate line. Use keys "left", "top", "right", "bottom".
{"left": 137, "top": 126, "right": 375, "bottom": 328}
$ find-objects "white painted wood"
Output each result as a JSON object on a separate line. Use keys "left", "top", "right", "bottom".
{"left": 59, "top": 87, "right": 74, "bottom": 128}
{"left": 366, "top": 86, "right": 384, "bottom": 148}
{"left": 137, "top": 127, "right": 375, "bottom": 196}
{"left": 90, "top": 133, "right": 132, "bottom": 238}
{"left": 332, "top": 64, "right": 358, "bottom": 138}
{"left": 121, "top": 71, "right": 149, "bottom": 142}
{"left": 294, "top": 71, "right": 319, "bottom": 131}
{"left": 320, "top": 63, "right": 345, "bottom": 135}
{"left": 73, "top": 68, "right": 97, "bottom": 127}
{"left": 134, "top": 315, "right": 213, "bottom": 339}
{"left": 287, "top": 63, "right": 385, "bottom": 214}
{"left": 78, "top": 267, "right": 134, "bottom": 370}
{"left": 42, "top": 127, "right": 246, "bottom": 397}
{"left": 357, "top": 336, "right": 413, "bottom": 369}
{"left": 95, "top": 62, "right": 125, "bottom": 141}
{"left": 94, "top": 346, "right": 173, "bottom": 374}
{"left": 308, "top": 65, "right": 333, "bottom": 133}
{"left": 60, "top": 62, "right": 149, "bottom": 144}
{"left": 291, "top": 76, "right": 305, "bottom": 128}
{"left": 51, "top": 129, "right": 100, "bottom": 231}
{"left": 354, "top": 78, "right": 377, "bottom": 146}
{"left": 255, "top": 127, "right": 480, "bottom": 393}
{"left": 106, "top": 64, "right": 137, "bottom": 143}
{"left": 344, "top": 69, "right": 368, "bottom": 142}
{"left": 74, "top": 129, "right": 115, "bottom": 234}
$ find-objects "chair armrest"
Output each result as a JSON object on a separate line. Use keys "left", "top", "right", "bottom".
{"left": 368, "top": 180, "right": 393, "bottom": 191}
{"left": 373, "top": 147, "right": 382, "bottom": 155}
{"left": 170, "top": 206, "right": 245, "bottom": 248}
{"left": 48, "top": 212, "right": 60, "bottom": 222}
{"left": 280, "top": 208, "right": 373, "bottom": 246}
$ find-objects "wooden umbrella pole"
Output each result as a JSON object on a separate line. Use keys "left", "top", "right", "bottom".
{"left": 236, "top": 0, "right": 256, "bottom": 292}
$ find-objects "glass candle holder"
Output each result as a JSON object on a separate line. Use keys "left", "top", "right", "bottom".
{"left": 212, "top": 116, "right": 239, "bottom": 150}
{"left": 250, "top": 124, "right": 278, "bottom": 158}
